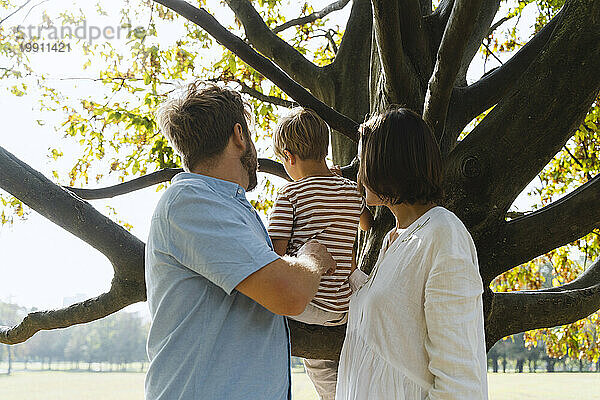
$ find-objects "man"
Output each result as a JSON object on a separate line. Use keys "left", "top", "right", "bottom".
{"left": 144, "top": 81, "right": 336, "bottom": 400}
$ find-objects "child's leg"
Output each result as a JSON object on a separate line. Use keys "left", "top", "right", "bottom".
{"left": 303, "top": 359, "right": 339, "bottom": 400}
{"left": 289, "top": 304, "right": 347, "bottom": 400}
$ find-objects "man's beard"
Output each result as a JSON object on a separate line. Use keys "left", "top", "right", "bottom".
{"left": 241, "top": 144, "right": 258, "bottom": 192}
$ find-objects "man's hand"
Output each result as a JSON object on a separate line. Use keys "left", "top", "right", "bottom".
{"left": 297, "top": 240, "right": 336, "bottom": 275}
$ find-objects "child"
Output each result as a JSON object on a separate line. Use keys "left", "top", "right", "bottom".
{"left": 267, "top": 107, "right": 372, "bottom": 400}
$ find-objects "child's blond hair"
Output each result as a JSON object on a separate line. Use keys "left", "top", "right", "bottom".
{"left": 273, "top": 108, "right": 330, "bottom": 161}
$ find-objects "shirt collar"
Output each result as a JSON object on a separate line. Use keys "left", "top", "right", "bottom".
{"left": 172, "top": 172, "right": 246, "bottom": 198}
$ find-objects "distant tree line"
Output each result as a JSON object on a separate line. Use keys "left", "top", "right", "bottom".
{"left": 488, "top": 332, "right": 600, "bottom": 373}
{"left": 3, "top": 301, "right": 599, "bottom": 375}
{"left": 0, "top": 301, "right": 148, "bottom": 374}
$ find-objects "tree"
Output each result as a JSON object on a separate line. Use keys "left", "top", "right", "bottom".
{"left": 0, "top": 301, "right": 25, "bottom": 374}
{"left": 0, "top": 0, "right": 599, "bottom": 364}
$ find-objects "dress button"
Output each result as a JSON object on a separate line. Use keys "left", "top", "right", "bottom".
{"left": 237, "top": 188, "right": 243, "bottom": 194}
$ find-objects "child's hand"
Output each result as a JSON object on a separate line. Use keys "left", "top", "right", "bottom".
{"left": 329, "top": 164, "right": 342, "bottom": 177}
{"left": 298, "top": 240, "right": 336, "bottom": 275}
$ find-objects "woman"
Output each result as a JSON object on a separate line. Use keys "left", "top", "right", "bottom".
{"left": 337, "top": 108, "right": 488, "bottom": 399}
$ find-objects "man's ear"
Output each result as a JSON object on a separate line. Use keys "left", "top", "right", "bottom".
{"left": 284, "top": 149, "right": 296, "bottom": 165}
{"left": 231, "top": 123, "right": 246, "bottom": 151}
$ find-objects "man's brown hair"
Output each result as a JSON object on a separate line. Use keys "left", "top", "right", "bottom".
{"left": 359, "top": 108, "right": 443, "bottom": 205}
{"left": 273, "top": 107, "right": 329, "bottom": 161}
{"left": 157, "top": 81, "right": 251, "bottom": 171}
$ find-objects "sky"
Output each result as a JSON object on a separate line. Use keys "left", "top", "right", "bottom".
{"left": 0, "top": 1, "right": 540, "bottom": 317}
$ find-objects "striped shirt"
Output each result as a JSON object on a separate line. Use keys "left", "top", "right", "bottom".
{"left": 267, "top": 175, "right": 364, "bottom": 313}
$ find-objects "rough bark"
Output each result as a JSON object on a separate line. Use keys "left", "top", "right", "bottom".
{"left": 429, "top": 0, "right": 501, "bottom": 86}
{"left": 327, "top": 0, "right": 372, "bottom": 165}
{"left": 372, "top": 0, "right": 422, "bottom": 105}
{"left": 423, "top": 0, "right": 484, "bottom": 140}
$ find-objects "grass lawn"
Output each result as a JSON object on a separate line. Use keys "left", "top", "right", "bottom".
{"left": 0, "top": 370, "right": 599, "bottom": 399}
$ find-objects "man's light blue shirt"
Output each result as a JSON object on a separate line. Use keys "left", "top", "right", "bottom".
{"left": 145, "top": 172, "right": 291, "bottom": 400}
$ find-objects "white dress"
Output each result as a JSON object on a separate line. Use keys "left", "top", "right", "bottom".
{"left": 336, "top": 207, "right": 488, "bottom": 400}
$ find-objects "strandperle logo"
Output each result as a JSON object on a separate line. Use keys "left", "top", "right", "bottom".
{"left": 13, "top": 21, "right": 145, "bottom": 45}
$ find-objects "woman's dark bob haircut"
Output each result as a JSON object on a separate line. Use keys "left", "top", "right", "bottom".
{"left": 359, "top": 107, "right": 443, "bottom": 205}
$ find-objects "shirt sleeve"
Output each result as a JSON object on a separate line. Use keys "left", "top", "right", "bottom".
{"left": 267, "top": 189, "right": 294, "bottom": 241}
{"left": 424, "top": 237, "right": 487, "bottom": 400}
{"left": 166, "top": 186, "right": 280, "bottom": 295}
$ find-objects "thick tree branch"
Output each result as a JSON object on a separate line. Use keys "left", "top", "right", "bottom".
{"left": 398, "top": 0, "right": 432, "bottom": 80}
{"left": 432, "top": 0, "right": 454, "bottom": 27}
{"left": 485, "top": 276, "right": 600, "bottom": 349}
{"left": 224, "top": 0, "right": 321, "bottom": 91}
{"left": 0, "top": 280, "right": 140, "bottom": 345}
{"left": 272, "top": 0, "right": 350, "bottom": 34}
{"left": 444, "top": 9, "right": 562, "bottom": 152}
{"left": 419, "top": 0, "right": 432, "bottom": 16}
{"left": 66, "top": 159, "right": 291, "bottom": 200}
{"left": 0, "top": 145, "right": 146, "bottom": 344}
{"left": 445, "top": 0, "right": 600, "bottom": 223}
{"left": 289, "top": 320, "right": 346, "bottom": 360}
{"left": 423, "top": 0, "right": 484, "bottom": 141}
{"left": 332, "top": 0, "right": 372, "bottom": 70}
{"left": 491, "top": 174, "right": 600, "bottom": 279}
{"left": 153, "top": 0, "right": 359, "bottom": 142}
{"left": 371, "top": 0, "right": 418, "bottom": 103}
{"left": 65, "top": 168, "right": 182, "bottom": 199}
{"left": 66, "top": 159, "right": 359, "bottom": 202}
{"left": 323, "top": 0, "right": 373, "bottom": 165}
{"left": 429, "top": 0, "right": 501, "bottom": 88}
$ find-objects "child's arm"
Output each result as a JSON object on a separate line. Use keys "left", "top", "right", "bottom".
{"left": 271, "top": 238, "right": 289, "bottom": 257}
{"left": 359, "top": 207, "right": 374, "bottom": 231}
{"left": 267, "top": 188, "right": 294, "bottom": 256}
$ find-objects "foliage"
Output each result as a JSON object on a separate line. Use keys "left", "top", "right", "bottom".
{"left": 0, "top": 0, "right": 598, "bottom": 361}
{"left": 0, "top": 0, "right": 345, "bottom": 218}
{"left": 489, "top": 0, "right": 600, "bottom": 363}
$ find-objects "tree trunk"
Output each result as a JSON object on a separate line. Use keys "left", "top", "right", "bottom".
{"left": 0, "top": 0, "right": 599, "bottom": 368}
{"left": 492, "top": 356, "right": 498, "bottom": 373}
{"left": 546, "top": 358, "right": 555, "bottom": 372}
{"left": 516, "top": 359, "right": 524, "bottom": 373}
{"left": 7, "top": 346, "right": 11, "bottom": 375}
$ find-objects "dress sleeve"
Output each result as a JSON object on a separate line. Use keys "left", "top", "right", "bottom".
{"left": 267, "top": 189, "right": 294, "bottom": 241}
{"left": 167, "top": 187, "right": 280, "bottom": 296}
{"left": 424, "top": 238, "right": 487, "bottom": 400}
